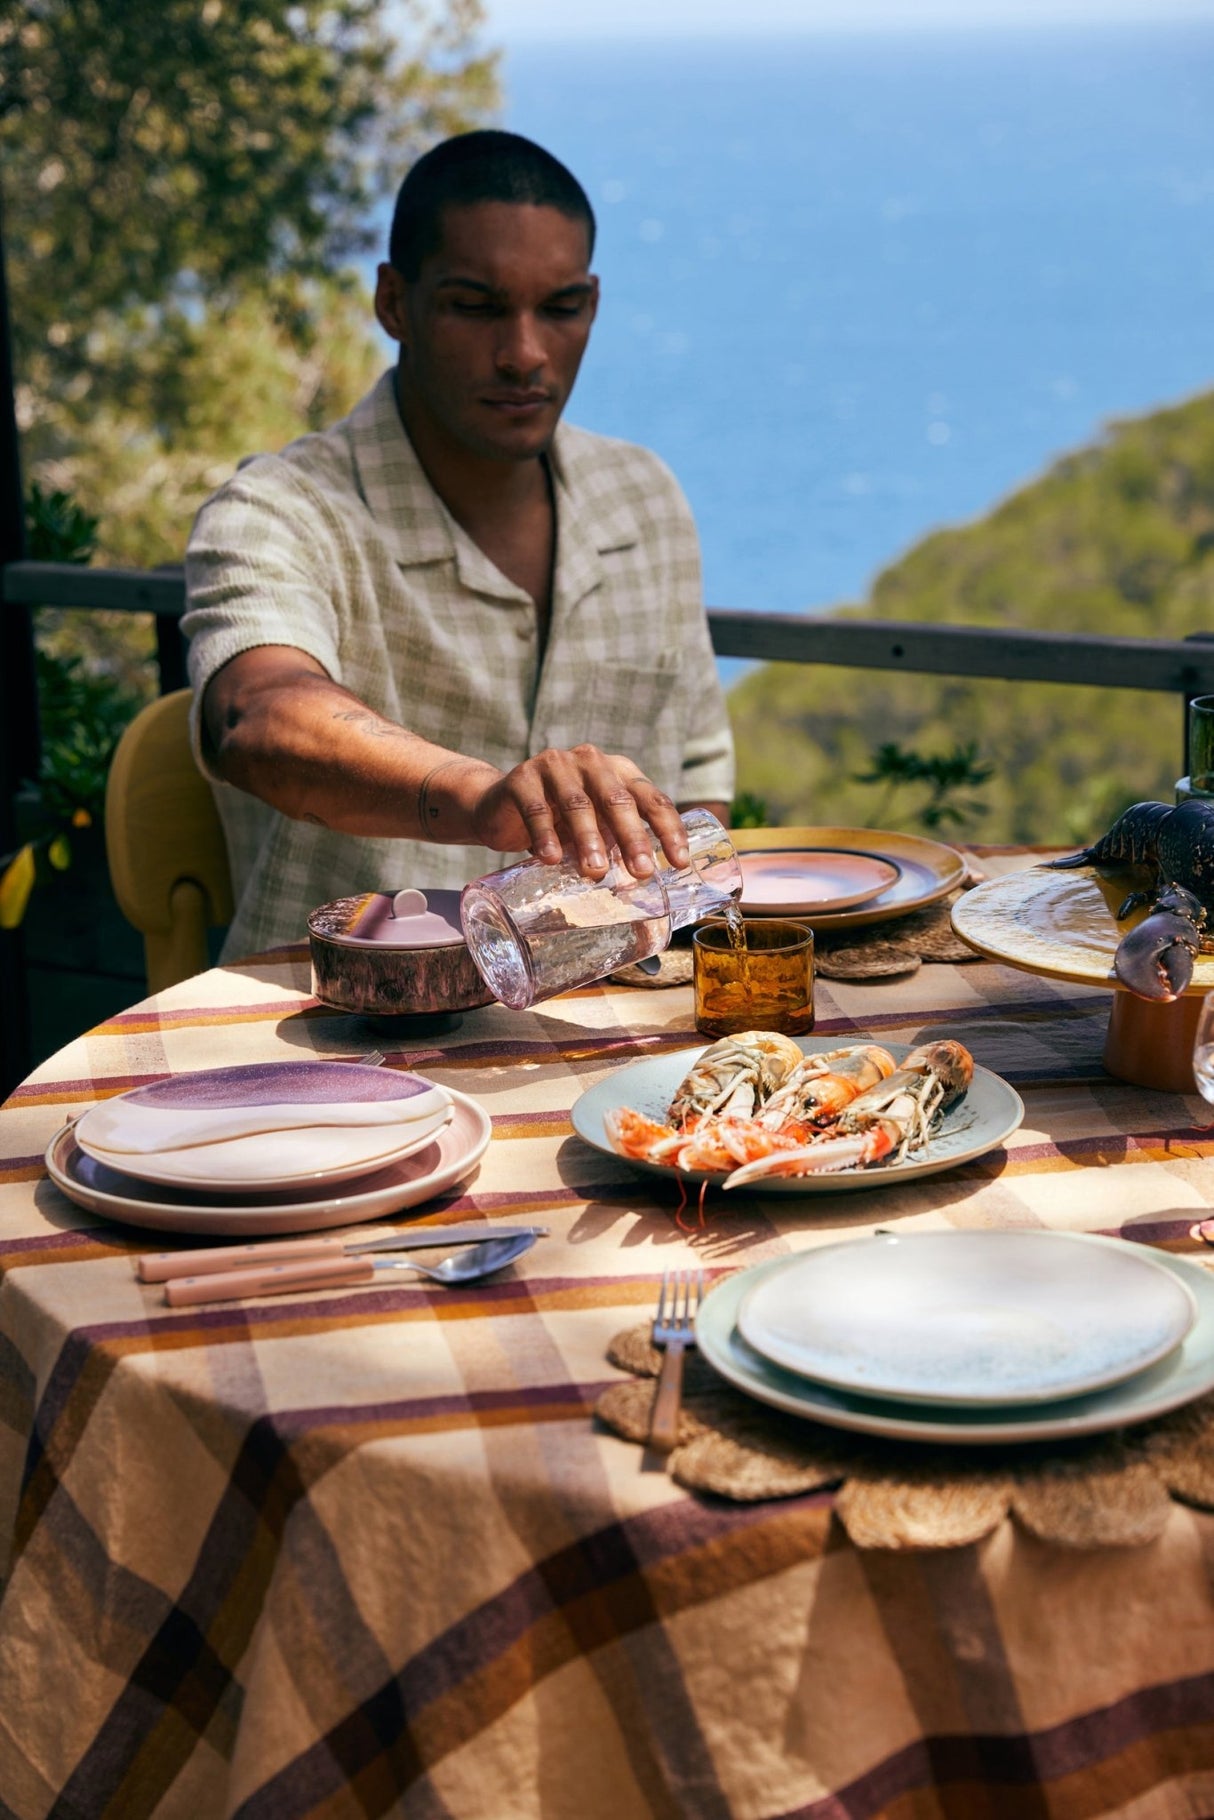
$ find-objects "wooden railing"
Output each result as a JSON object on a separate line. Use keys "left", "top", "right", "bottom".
{"left": 7, "top": 559, "right": 1214, "bottom": 705}
{"left": 4, "top": 557, "right": 1214, "bottom": 1093}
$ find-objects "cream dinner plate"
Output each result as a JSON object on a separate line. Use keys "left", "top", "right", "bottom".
{"left": 735, "top": 1231, "right": 1198, "bottom": 1406}
{"left": 44, "top": 1090, "right": 492, "bottom": 1236}
{"left": 732, "top": 826, "right": 966, "bottom": 930}
{"left": 571, "top": 1038, "right": 1025, "bottom": 1195}
{"left": 697, "top": 1241, "right": 1214, "bottom": 1445}
{"left": 950, "top": 865, "right": 1214, "bottom": 993}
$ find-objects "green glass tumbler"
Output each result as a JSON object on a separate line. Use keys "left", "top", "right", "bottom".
{"left": 1185, "top": 695, "right": 1214, "bottom": 801}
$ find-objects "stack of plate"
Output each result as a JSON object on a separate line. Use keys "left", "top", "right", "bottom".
{"left": 698, "top": 1230, "right": 1214, "bottom": 1444}
{"left": 46, "top": 1060, "right": 492, "bottom": 1237}
{"left": 734, "top": 827, "right": 966, "bottom": 929}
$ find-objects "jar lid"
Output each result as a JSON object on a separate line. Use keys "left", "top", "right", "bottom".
{"left": 308, "top": 889, "right": 467, "bottom": 950}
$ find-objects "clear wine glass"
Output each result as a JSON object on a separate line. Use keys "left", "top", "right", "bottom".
{"left": 1192, "top": 995, "right": 1214, "bottom": 1249}
{"left": 1194, "top": 994, "right": 1214, "bottom": 1114}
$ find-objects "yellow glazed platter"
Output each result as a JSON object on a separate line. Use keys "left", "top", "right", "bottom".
{"left": 732, "top": 826, "right": 966, "bottom": 930}
{"left": 950, "top": 864, "right": 1214, "bottom": 994}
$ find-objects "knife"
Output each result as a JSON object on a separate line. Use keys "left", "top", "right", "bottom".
{"left": 136, "top": 1222, "right": 549, "bottom": 1283}
{"left": 162, "top": 1231, "right": 540, "bottom": 1308}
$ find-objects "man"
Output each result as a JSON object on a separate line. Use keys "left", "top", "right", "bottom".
{"left": 183, "top": 131, "right": 735, "bottom": 958}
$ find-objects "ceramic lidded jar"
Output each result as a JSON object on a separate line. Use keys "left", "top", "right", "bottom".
{"left": 308, "top": 888, "right": 495, "bottom": 1021}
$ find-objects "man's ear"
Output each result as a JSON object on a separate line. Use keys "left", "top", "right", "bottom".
{"left": 374, "top": 263, "right": 408, "bottom": 345}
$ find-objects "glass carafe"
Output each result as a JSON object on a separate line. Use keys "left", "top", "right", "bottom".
{"left": 460, "top": 808, "right": 742, "bottom": 1010}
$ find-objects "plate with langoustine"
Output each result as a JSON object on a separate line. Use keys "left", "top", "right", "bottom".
{"left": 570, "top": 1031, "right": 1024, "bottom": 1193}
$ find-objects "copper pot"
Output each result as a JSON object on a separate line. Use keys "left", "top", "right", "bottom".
{"left": 308, "top": 888, "right": 494, "bottom": 1020}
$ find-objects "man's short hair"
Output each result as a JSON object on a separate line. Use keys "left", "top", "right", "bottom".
{"left": 389, "top": 130, "right": 596, "bottom": 279}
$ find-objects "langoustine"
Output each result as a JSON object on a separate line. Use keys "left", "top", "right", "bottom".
{"left": 667, "top": 1029, "right": 803, "bottom": 1123}
{"left": 755, "top": 1043, "right": 898, "bottom": 1136}
{"left": 604, "top": 1033, "right": 974, "bottom": 1181}
{"left": 723, "top": 1040, "right": 974, "bottom": 1184}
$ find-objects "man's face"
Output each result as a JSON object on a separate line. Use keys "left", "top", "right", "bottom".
{"left": 375, "top": 200, "right": 599, "bottom": 464}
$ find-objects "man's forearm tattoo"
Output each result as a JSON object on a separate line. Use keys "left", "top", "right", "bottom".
{"left": 416, "top": 758, "right": 469, "bottom": 835}
{"left": 333, "top": 708, "right": 420, "bottom": 743}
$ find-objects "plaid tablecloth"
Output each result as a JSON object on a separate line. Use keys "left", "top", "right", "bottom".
{"left": 3, "top": 853, "right": 1214, "bottom": 1819}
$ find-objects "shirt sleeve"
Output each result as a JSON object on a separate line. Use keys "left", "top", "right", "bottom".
{"left": 181, "top": 460, "right": 345, "bottom": 782}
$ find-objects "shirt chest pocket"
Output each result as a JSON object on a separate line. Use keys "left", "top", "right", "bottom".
{"left": 536, "top": 653, "right": 688, "bottom": 798}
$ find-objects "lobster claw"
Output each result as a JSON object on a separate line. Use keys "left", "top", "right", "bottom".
{"left": 1113, "top": 886, "right": 1204, "bottom": 1001}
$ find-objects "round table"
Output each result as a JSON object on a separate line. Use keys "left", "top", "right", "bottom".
{"left": 3, "top": 867, "right": 1214, "bottom": 1817}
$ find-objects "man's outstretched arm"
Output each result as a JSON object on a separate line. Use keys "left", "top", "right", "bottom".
{"left": 203, "top": 645, "right": 696, "bottom": 879}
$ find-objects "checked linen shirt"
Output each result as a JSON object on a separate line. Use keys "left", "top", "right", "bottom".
{"left": 183, "top": 370, "right": 735, "bottom": 959}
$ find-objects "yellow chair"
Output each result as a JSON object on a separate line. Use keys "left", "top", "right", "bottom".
{"left": 104, "top": 689, "right": 234, "bottom": 992}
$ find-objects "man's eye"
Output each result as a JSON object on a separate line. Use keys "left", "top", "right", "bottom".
{"left": 450, "top": 298, "right": 493, "bottom": 315}
{"left": 545, "top": 302, "right": 585, "bottom": 319}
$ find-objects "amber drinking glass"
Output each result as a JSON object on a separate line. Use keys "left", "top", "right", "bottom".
{"left": 693, "top": 917, "right": 815, "bottom": 1038}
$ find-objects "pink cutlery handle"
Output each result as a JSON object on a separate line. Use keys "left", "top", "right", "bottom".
{"left": 650, "top": 1341, "right": 687, "bottom": 1453}
{"left": 164, "top": 1255, "right": 376, "bottom": 1305}
{"left": 139, "top": 1236, "right": 346, "bottom": 1282}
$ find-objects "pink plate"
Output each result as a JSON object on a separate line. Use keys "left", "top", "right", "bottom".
{"left": 739, "top": 848, "right": 901, "bottom": 915}
{"left": 44, "top": 1090, "right": 492, "bottom": 1237}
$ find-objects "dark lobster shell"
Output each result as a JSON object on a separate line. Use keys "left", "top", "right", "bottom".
{"left": 1045, "top": 801, "right": 1214, "bottom": 1002}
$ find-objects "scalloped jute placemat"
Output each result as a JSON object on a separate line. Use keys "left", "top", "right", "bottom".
{"left": 608, "top": 893, "right": 982, "bottom": 989}
{"left": 812, "top": 891, "right": 982, "bottom": 981}
{"left": 596, "top": 1324, "right": 1214, "bottom": 1550}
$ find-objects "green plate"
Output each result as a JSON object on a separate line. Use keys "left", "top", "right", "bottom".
{"left": 696, "top": 1236, "right": 1214, "bottom": 1444}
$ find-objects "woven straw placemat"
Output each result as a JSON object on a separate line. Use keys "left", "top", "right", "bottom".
{"left": 596, "top": 1322, "right": 1214, "bottom": 1550}
{"left": 813, "top": 891, "right": 981, "bottom": 981}
{"left": 608, "top": 893, "right": 980, "bottom": 988}
{"left": 609, "top": 949, "right": 694, "bottom": 988}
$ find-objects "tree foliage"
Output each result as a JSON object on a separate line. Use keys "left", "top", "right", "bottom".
{"left": 729, "top": 390, "right": 1214, "bottom": 845}
{"left": 0, "top": 486, "right": 137, "bottom": 927}
{"left": 852, "top": 741, "right": 993, "bottom": 833}
{"left": 1, "top": 0, "right": 498, "bottom": 685}
{"left": 0, "top": 0, "right": 497, "bottom": 425}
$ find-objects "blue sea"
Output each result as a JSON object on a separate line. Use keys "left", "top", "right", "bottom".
{"left": 371, "top": 24, "right": 1214, "bottom": 653}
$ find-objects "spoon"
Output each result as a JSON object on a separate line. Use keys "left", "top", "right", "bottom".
{"left": 383, "top": 1231, "right": 537, "bottom": 1283}
{"left": 164, "top": 1230, "right": 539, "bottom": 1306}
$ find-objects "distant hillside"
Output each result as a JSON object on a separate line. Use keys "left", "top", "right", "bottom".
{"left": 728, "top": 389, "right": 1214, "bottom": 845}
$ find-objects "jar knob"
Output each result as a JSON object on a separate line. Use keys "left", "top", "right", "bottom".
{"left": 390, "top": 888, "right": 428, "bottom": 919}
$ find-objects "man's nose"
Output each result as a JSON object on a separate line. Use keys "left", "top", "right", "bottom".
{"left": 494, "top": 312, "right": 546, "bottom": 377}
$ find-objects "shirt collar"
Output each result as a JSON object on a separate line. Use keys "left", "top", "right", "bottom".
{"left": 345, "top": 370, "right": 454, "bottom": 568}
{"left": 547, "top": 423, "right": 641, "bottom": 616}
{"left": 346, "top": 370, "right": 642, "bottom": 607}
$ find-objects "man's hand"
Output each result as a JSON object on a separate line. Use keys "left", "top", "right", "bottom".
{"left": 462, "top": 746, "right": 690, "bottom": 879}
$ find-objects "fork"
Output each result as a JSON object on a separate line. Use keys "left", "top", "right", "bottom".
{"left": 650, "top": 1268, "right": 704, "bottom": 1453}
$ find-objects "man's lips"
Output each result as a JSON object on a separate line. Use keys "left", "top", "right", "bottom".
{"left": 481, "top": 391, "right": 554, "bottom": 412}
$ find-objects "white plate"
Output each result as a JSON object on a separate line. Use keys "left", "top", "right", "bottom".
{"left": 571, "top": 1039, "right": 1024, "bottom": 1193}
{"left": 75, "top": 1103, "right": 453, "bottom": 1190}
{"left": 44, "top": 1090, "right": 492, "bottom": 1236}
{"left": 739, "top": 849, "right": 901, "bottom": 915}
{"left": 697, "top": 1242, "right": 1214, "bottom": 1445}
{"left": 736, "top": 1231, "right": 1198, "bottom": 1406}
